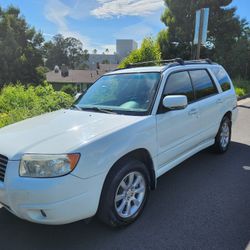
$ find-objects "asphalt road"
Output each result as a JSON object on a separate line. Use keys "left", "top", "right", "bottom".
{"left": 1, "top": 99, "right": 250, "bottom": 250}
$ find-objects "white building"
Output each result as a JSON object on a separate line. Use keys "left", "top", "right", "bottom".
{"left": 116, "top": 39, "right": 138, "bottom": 58}
{"left": 87, "top": 39, "right": 138, "bottom": 69}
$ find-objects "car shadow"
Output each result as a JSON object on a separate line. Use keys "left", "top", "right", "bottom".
{"left": 0, "top": 141, "right": 249, "bottom": 250}
{"left": 238, "top": 104, "right": 250, "bottom": 109}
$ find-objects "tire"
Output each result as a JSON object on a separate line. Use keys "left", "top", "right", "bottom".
{"left": 98, "top": 159, "right": 150, "bottom": 228}
{"left": 213, "top": 116, "right": 231, "bottom": 153}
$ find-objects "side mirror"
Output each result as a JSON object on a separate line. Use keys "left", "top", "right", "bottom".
{"left": 162, "top": 95, "right": 188, "bottom": 110}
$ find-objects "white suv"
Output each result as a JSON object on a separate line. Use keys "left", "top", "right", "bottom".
{"left": 0, "top": 59, "right": 238, "bottom": 227}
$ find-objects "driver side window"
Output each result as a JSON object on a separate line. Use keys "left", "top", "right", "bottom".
{"left": 164, "top": 71, "right": 195, "bottom": 103}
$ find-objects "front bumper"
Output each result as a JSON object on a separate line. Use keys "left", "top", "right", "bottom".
{"left": 0, "top": 160, "right": 105, "bottom": 225}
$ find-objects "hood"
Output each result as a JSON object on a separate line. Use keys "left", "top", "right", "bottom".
{"left": 0, "top": 109, "right": 146, "bottom": 160}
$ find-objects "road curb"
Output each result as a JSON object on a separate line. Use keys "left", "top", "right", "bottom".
{"left": 237, "top": 94, "right": 250, "bottom": 101}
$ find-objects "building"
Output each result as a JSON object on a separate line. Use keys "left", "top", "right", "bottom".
{"left": 46, "top": 64, "right": 118, "bottom": 92}
{"left": 116, "top": 39, "right": 138, "bottom": 58}
{"left": 46, "top": 39, "right": 137, "bottom": 90}
{"left": 87, "top": 54, "right": 120, "bottom": 69}
{"left": 86, "top": 39, "right": 138, "bottom": 69}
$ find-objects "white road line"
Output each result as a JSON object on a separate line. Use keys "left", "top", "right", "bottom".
{"left": 243, "top": 166, "right": 250, "bottom": 171}
{"left": 246, "top": 241, "right": 250, "bottom": 250}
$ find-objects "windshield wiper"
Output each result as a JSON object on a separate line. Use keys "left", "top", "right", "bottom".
{"left": 70, "top": 104, "right": 82, "bottom": 111}
{"left": 80, "top": 107, "right": 117, "bottom": 114}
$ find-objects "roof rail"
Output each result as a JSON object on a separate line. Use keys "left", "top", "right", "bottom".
{"left": 114, "top": 58, "right": 214, "bottom": 71}
{"left": 182, "top": 58, "right": 213, "bottom": 65}
{"left": 164, "top": 58, "right": 214, "bottom": 70}
{"left": 122, "top": 58, "right": 185, "bottom": 69}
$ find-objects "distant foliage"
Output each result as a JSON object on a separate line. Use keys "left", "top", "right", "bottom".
{"left": 119, "top": 37, "right": 162, "bottom": 68}
{"left": 44, "top": 34, "right": 85, "bottom": 70}
{"left": 158, "top": 0, "right": 250, "bottom": 79}
{"left": 0, "top": 83, "right": 74, "bottom": 128}
{"left": 235, "top": 87, "right": 246, "bottom": 97}
{"left": 233, "top": 79, "right": 250, "bottom": 97}
{"left": 0, "top": 6, "right": 44, "bottom": 85}
{"left": 102, "top": 59, "right": 110, "bottom": 64}
{"left": 61, "top": 84, "right": 76, "bottom": 96}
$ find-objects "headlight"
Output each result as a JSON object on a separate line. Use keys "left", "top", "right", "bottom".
{"left": 19, "top": 154, "right": 80, "bottom": 178}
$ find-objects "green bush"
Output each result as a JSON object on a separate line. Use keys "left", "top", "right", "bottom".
{"left": 119, "top": 37, "right": 162, "bottom": 68}
{"left": 0, "top": 82, "right": 74, "bottom": 128}
{"left": 61, "top": 84, "right": 76, "bottom": 96}
{"left": 235, "top": 87, "right": 246, "bottom": 97}
{"left": 233, "top": 78, "right": 250, "bottom": 97}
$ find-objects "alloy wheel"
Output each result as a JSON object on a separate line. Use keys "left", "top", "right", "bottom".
{"left": 114, "top": 171, "right": 146, "bottom": 218}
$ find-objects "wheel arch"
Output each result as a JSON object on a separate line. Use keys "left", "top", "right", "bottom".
{"left": 216, "top": 111, "right": 232, "bottom": 136}
{"left": 224, "top": 111, "right": 232, "bottom": 121}
{"left": 103, "top": 148, "right": 156, "bottom": 191}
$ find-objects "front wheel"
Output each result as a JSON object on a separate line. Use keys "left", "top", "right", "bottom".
{"left": 213, "top": 116, "right": 231, "bottom": 153}
{"left": 98, "top": 159, "right": 150, "bottom": 227}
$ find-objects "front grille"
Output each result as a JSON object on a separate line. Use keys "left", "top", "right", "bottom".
{"left": 0, "top": 154, "right": 8, "bottom": 182}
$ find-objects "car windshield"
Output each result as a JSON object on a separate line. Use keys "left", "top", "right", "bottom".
{"left": 75, "top": 72, "right": 161, "bottom": 115}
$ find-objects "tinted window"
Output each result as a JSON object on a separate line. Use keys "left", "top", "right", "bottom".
{"left": 211, "top": 67, "right": 231, "bottom": 91}
{"left": 164, "top": 71, "right": 194, "bottom": 102}
{"left": 189, "top": 70, "right": 218, "bottom": 100}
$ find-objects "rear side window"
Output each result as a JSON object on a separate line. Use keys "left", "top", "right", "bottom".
{"left": 211, "top": 67, "right": 231, "bottom": 91}
{"left": 189, "top": 70, "right": 218, "bottom": 100}
{"left": 164, "top": 71, "right": 194, "bottom": 103}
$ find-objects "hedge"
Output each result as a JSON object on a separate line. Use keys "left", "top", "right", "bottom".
{"left": 0, "top": 83, "right": 74, "bottom": 128}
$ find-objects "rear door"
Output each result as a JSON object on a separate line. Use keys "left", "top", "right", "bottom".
{"left": 189, "top": 69, "right": 221, "bottom": 143}
{"left": 156, "top": 71, "right": 201, "bottom": 169}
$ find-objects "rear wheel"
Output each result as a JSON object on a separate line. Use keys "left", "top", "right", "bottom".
{"left": 98, "top": 159, "right": 150, "bottom": 227}
{"left": 214, "top": 116, "right": 231, "bottom": 153}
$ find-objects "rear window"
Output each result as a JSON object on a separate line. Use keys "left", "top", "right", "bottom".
{"left": 189, "top": 70, "right": 218, "bottom": 100}
{"left": 211, "top": 67, "right": 231, "bottom": 91}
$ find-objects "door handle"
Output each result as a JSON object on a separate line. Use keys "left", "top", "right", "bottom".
{"left": 188, "top": 109, "right": 198, "bottom": 116}
{"left": 216, "top": 98, "right": 223, "bottom": 104}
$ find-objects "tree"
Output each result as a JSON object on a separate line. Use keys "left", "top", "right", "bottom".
{"left": 93, "top": 49, "right": 97, "bottom": 54}
{"left": 45, "top": 34, "right": 84, "bottom": 70}
{"left": 102, "top": 59, "right": 110, "bottom": 64}
{"left": 158, "top": 29, "right": 191, "bottom": 59}
{"left": 159, "top": 0, "right": 197, "bottom": 59}
{"left": 78, "top": 62, "right": 89, "bottom": 70}
{"left": 0, "top": 6, "right": 44, "bottom": 85}
{"left": 35, "top": 66, "right": 50, "bottom": 82}
{"left": 224, "top": 20, "right": 250, "bottom": 79}
{"left": 159, "top": 0, "right": 242, "bottom": 59}
{"left": 45, "top": 34, "right": 69, "bottom": 70}
{"left": 119, "top": 37, "right": 161, "bottom": 68}
{"left": 65, "top": 37, "right": 83, "bottom": 69}
{"left": 83, "top": 49, "right": 89, "bottom": 61}
{"left": 158, "top": 0, "right": 249, "bottom": 79}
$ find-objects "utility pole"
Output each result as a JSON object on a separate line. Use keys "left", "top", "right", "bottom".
{"left": 193, "top": 8, "right": 209, "bottom": 59}
{"left": 196, "top": 8, "right": 204, "bottom": 59}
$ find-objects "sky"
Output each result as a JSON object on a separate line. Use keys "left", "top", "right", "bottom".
{"left": 0, "top": 0, "right": 249, "bottom": 54}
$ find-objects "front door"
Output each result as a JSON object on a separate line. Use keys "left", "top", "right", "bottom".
{"left": 156, "top": 71, "right": 201, "bottom": 170}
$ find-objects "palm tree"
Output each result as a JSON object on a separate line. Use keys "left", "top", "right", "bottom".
{"left": 83, "top": 49, "right": 89, "bottom": 61}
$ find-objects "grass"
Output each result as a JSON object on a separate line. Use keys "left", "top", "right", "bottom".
{"left": 233, "top": 78, "right": 250, "bottom": 97}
